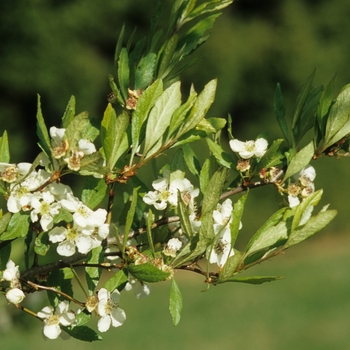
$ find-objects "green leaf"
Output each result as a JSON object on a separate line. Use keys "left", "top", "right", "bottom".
{"left": 185, "top": 0, "right": 233, "bottom": 22}
{"left": 123, "top": 187, "right": 139, "bottom": 251}
{"left": 146, "top": 209, "right": 156, "bottom": 256}
{"left": 75, "top": 309, "right": 91, "bottom": 327}
{"left": 78, "top": 151, "right": 107, "bottom": 177}
{"left": 101, "top": 104, "right": 129, "bottom": 170}
{"left": 179, "top": 79, "right": 217, "bottom": 136}
{"left": 0, "top": 212, "right": 11, "bottom": 235}
{"left": 206, "top": 138, "right": 232, "bottom": 168}
{"left": 245, "top": 221, "right": 288, "bottom": 257}
{"left": 322, "top": 84, "right": 350, "bottom": 150}
{"left": 85, "top": 246, "right": 103, "bottom": 293}
{"left": 63, "top": 326, "right": 101, "bottom": 342}
{"left": 285, "top": 208, "right": 337, "bottom": 249}
{"left": 177, "top": 190, "right": 194, "bottom": 239}
{"left": 128, "top": 263, "right": 170, "bottom": 283}
{"left": 157, "top": 34, "right": 179, "bottom": 79}
{"left": 0, "top": 130, "right": 10, "bottom": 163}
{"left": 1, "top": 212, "right": 30, "bottom": 240}
{"left": 182, "top": 144, "right": 201, "bottom": 176}
{"left": 169, "top": 278, "right": 183, "bottom": 326}
{"left": 64, "top": 111, "right": 90, "bottom": 149}
{"left": 291, "top": 189, "right": 323, "bottom": 231}
{"left": 131, "top": 79, "right": 163, "bottom": 157}
{"left": 222, "top": 275, "right": 285, "bottom": 284}
{"left": 283, "top": 141, "right": 314, "bottom": 182}
{"left": 36, "top": 94, "right": 51, "bottom": 157}
{"left": 81, "top": 177, "right": 107, "bottom": 209}
{"left": 257, "top": 139, "right": 284, "bottom": 170}
{"left": 144, "top": 81, "right": 182, "bottom": 157}
{"left": 170, "top": 148, "right": 186, "bottom": 174}
{"left": 108, "top": 74, "right": 124, "bottom": 105}
{"left": 135, "top": 52, "right": 157, "bottom": 90}
{"left": 274, "top": 83, "right": 289, "bottom": 144}
{"left": 231, "top": 193, "right": 248, "bottom": 246}
{"left": 34, "top": 231, "right": 50, "bottom": 256}
{"left": 218, "top": 251, "right": 242, "bottom": 283}
{"left": 62, "top": 96, "right": 76, "bottom": 128}
{"left": 118, "top": 48, "right": 130, "bottom": 101}
{"left": 201, "top": 167, "right": 227, "bottom": 216}
{"left": 104, "top": 268, "right": 129, "bottom": 292}
{"left": 199, "top": 158, "right": 210, "bottom": 193}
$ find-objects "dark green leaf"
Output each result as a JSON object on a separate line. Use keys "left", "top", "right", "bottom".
{"left": 81, "top": 177, "right": 107, "bottom": 209}
{"left": 274, "top": 83, "right": 289, "bottom": 144}
{"left": 157, "top": 34, "right": 179, "bottom": 79}
{"left": 0, "top": 212, "right": 11, "bottom": 235}
{"left": 118, "top": 48, "right": 130, "bottom": 101}
{"left": 222, "top": 275, "right": 285, "bottom": 284}
{"left": 63, "top": 326, "right": 101, "bottom": 342}
{"left": 34, "top": 231, "right": 50, "bottom": 256}
{"left": 36, "top": 94, "right": 51, "bottom": 157}
{"left": 62, "top": 96, "right": 76, "bottom": 128}
{"left": 206, "top": 138, "right": 232, "bottom": 168}
{"left": 257, "top": 139, "right": 284, "bottom": 170}
{"left": 135, "top": 52, "right": 157, "bottom": 90}
{"left": 218, "top": 251, "right": 242, "bottom": 283}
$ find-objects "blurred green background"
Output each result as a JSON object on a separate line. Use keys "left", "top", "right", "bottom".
{"left": 1, "top": 0, "right": 350, "bottom": 349}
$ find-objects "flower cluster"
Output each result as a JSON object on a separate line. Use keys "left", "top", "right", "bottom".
{"left": 206, "top": 199, "right": 242, "bottom": 267}
{"left": 1, "top": 260, "right": 25, "bottom": 304}
{"left": 287, "top": 165, "right": 316, "bottom": 208}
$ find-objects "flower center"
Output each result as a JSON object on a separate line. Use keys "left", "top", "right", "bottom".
{"left": 66, "top": 227, "right": 78, "bottom": 241}
{"left": 46, "top": 314, "right": 60, "bottom": 326}
{"left": 214, "top": 239, "right": 228, "bottom": 254}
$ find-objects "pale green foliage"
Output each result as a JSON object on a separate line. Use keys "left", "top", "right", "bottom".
{"left": 0, "top": 0, "right": 349, "bottom": 343}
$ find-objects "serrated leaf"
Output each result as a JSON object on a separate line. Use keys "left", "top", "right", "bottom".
{"left": 283, "top": 141, "right": 314, "bottom": 182}
{"left": 285, "top": 209, "right": 337, "bottom": 249}
{"left": 135, "top": 53, "right": 157, "bottom": 90}
{"left": 206, "top": 138, "right": 232, "bottom": 168}
{"left": 0, "top": 130, "right": 10, "bottom": 163}
{"left": 34, "top": 231, "right": 50, "bottom": 256}
{"left": 179, "top": 79, "right": 217, "bottom": 136}
{"left": 169, "top": 278, "right": 183, "bottom": 326}
{"left": 101, "top": 104, "right": 129, "bottom": 170}
{"left": 62, "top": 96, "right": 76, "bottom": 128}
{"left": 1, "top": 212, "right": 30, "bottom": 240}
{"left": 201, "top": 167, "right": 227, "bottom": 216}
{"left": 128, "top": 263, "right": 170, "bottom": 282}
{"left": 79, "top": 152, "right": 107, "bottom": 177}
{"left": 104, "top": 268, "right": 129, "bottom": 293}
{"left": 218, "top": 251, "right": 242, "bottom": 282}
{"left": 322, "top": 84, "right": 350, "bottom": 150}
{"left": 64, "top": 111, "right": 90, "bottom": 149}
{"left": 63, "top": 326, "right": 102, "bottom": 342}
{"left": 177, "top": 190, "right": 194, "bottom": 239}
{"left": 144, "top": 81, "right": 182, "bottom": 157}
{"left": 222, "top": 275, "right": 285, "bottom": 284}
{"left": 36, "top": 94, "right": 51, "bottom": 157}
{"left": 274, "top": 83, "right": 289, "bottom": 144}
{"left": 199, "top": 158, "right": 210, "bottom": 193}
{"left": 118, "top": 48, "right": 130, "bottom": 101}
{"left": 182, "top": 144, "right": 201, "bottom": 176}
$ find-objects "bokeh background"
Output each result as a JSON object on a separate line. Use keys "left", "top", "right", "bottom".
{"left": 1, "top": 1, "right": 350, "bottom": 349}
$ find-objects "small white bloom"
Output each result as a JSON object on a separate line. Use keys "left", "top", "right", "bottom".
{"left": 37, "top": 300, "right": 75, "bottom": 340}
{"left": 299, "top": 165, "right": 316, "bottom": 186}
{"left": 288, "top": 195, "right": 300, "bottom": 208}
{"left": 97, "top": 288, "right": 126, "bottom": 332}
{"left": 6, "top": 288, "right": 25, "bottom": 304}
{"left": 30, "top": 191, "right": 61, "bottom": 231}
{"left": 2, "top": 260, "right": 20, "bottom": 281}
{"left": 163, "top": 238, "right": 182, "bottom": 257}
{"left": 78, "top": 139, "right": 96, "bottom": 155}
{"left": 207, "top": 227, "right": 234, "bottom": 267}
{"left": 229, "top": 138, "right": 268, "bottom": 159}
{"left": 125, "top": 277, "right": 150, "bottom": 299}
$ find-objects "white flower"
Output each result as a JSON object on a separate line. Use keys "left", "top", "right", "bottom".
{"left": 2, "top": 260, "right": 20, "bottom": 281}
{"left": 49, "top": 224, "right": 104, "bottom": 256}
{"left": 37, "top": 300, "right": 76, "bottom": 340}
{"left": 163, "top": 238, "right": 182, "bottom": 257}
{"left": 78, "top": 139, "right": 96, "bottom": 155}
{"left": 6, "top": 288, "right": 25, "bottom": 304}
{"left": 30, "top": 191, "right": 61, "bottom": 231}
{"left": 125, "top": 277, "right": 150, "bottom": 299}
{"left": 206, "top": 199, "right": 241, "bottom": 267}
{"left": 288, "top": 195, "right": 300, "bottom": 208}
{"left": 0, "top": 162, "right": 32, "bottom": 183}
{"left": 143, "top": 170, "right": 199, "bottom": 210}
{"left": 207, "top": 227, "right": 234, "bottom": 267}
{"left": 97, "top": 288, "right": 126, "bottom": 332}
{"left": 229, "top": 138, "right": 268, "bottom": 159}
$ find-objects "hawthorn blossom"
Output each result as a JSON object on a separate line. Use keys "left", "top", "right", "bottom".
{"left": 229, "top": 138, "right": 268, "bottom": 159}
{"left": 0, "top": 162, "right": 32, "bottom": 183}
{"left": 206, "top": 199, "right": 242, "bottom": 267}
{"left": 143, "top": 170, "right": 199, "bottom": 210}
{"left": 37, "top": 300, "right": 76, "bottom": 339}
{"left": 163, "top": 238, "right": 182, "bottom": 257}
{"left": 30, "top": 190, "right": 61, "bottom": 231}
{"left": 97, "top": 288, "right": 126, "bottom": 332}
{"left": 2, "top": 260, "right": 25, "bottom": 304}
